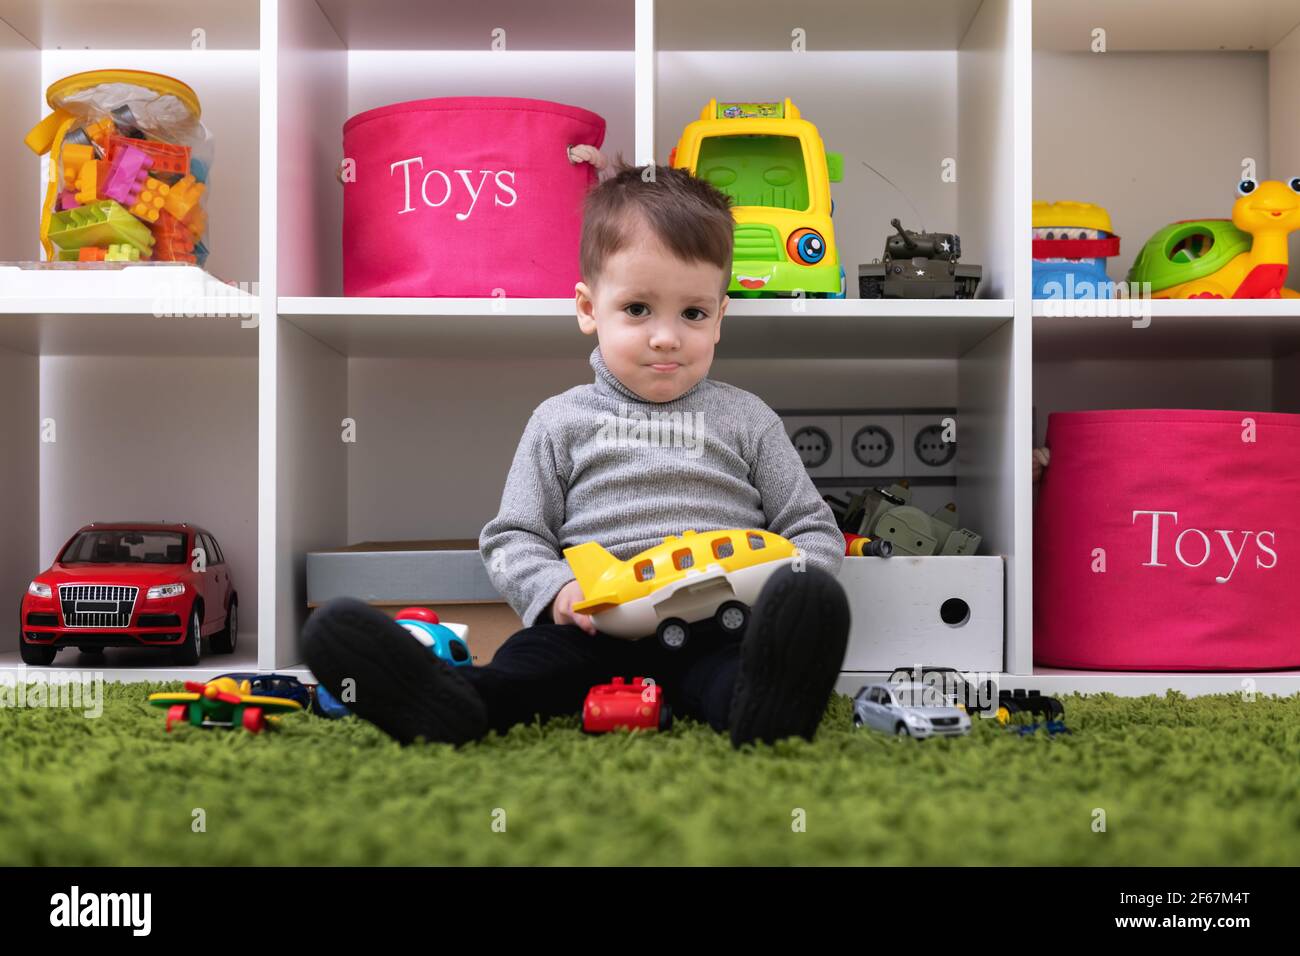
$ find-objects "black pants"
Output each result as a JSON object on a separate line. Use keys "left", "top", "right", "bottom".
{"left": 459, "top": 618, "right": 741, "bottom": 735}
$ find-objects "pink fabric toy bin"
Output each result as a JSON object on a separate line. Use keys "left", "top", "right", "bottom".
{"left": 1034, "top": 408, "right": 1300, "bottom": 671}
{"left": 342, "top": 96, "right": 605, "bottom": 297}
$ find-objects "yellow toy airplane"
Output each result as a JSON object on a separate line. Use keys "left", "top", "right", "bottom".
{"left": 148, "top": 676, "right": 303, "bottom": 733}
{"left": 563, "top": 528, "right": 800, "bottom": 649}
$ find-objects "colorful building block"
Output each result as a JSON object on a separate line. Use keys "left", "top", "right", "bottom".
{"left": 129, "top": 178, "right": 171, "bottom": 223}
{"left": 163, "top": 175, "right": 205, "bottom": 224}
{"left": 73, "top": 158, "right": 101, "bottom": 204}
{"left": 108, "top": 134, "right": 189, "bottom": 178}
{"left": 151, "top": 211, "right": 197, "bottom": 263}
{"left": 58, "top": 189, "right": 80, "bottom": 211}
{"left": 184, "top": 204, "right": 207, "bottom": 240}
{"left": 57, "top": 244, "right": 145, "bottom": 263}
{"left": 48, "top": 200, "right": 155, "bottom": 256}
{"left": 102, "top": 144, "right": 153, "bottom": 206}
{"left": 61, "top": 143, "right": 95, "bottom": 190}
{"left": 104, "top": 244, "right": 143, "bottom": 262}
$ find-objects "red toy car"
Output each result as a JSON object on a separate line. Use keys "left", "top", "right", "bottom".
{"left": 20, "top": 522, "right": 238, "bottom": 666}
{"left": 582, "top": 677, "right": 672, "bottom": 733}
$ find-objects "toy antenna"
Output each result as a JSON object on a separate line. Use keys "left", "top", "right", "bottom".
{"left": 859, "top": 160, "right": 925, "bottom": 231}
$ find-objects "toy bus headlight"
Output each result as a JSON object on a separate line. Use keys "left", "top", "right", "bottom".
{"left": 28, "top": 581, "right": 51, "bottom": 598}
{"left": 147, "top": 583, "right": 186, "bottom": 599}
{"left": 787, "top": 228, "right": 826, "bottom": 264}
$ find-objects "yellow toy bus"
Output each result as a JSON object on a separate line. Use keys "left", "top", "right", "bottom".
{"left": 669, "top": 99, "right": 845, "bottom": 298}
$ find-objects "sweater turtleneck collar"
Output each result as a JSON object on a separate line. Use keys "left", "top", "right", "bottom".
{"left": 589, "top": 345, "right": 706, "bottom": 405}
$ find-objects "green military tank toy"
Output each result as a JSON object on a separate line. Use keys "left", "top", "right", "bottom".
{"left": 858, "top": 218, "right": 983, "bottom": 299}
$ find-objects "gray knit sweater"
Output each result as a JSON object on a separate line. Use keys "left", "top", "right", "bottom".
{"left": 479, "top": 345, "right": 845, "bottom": 627}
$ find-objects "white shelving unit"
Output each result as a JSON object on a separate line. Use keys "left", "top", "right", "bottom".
{"left": 1031, "top": 0, "right": 1300, "bottom": 691}
{"left": 0, "top": 1, "right": 264, "bottom": 672}
{"left": 1, "top": 0, "right": 1298, "bottom": 696}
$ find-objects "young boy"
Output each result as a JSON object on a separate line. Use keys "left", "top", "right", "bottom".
{"left": 303, "top": 158, "right": 852, "bottom": 749}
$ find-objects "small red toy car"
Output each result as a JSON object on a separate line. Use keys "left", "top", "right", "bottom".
{"left": 20, "top": 522, "right": 238, "bottom": 666}
{"left": 582, "top": 677, "right": 672, "bottom": 733}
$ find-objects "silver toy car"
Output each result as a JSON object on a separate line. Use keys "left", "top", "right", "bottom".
{"left": 852, "top": 682, "right": 972, "bottom": 738}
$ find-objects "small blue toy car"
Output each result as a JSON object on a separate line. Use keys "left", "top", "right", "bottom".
{"left": 394, "top": 607, "right": 472, "bottom": 666}
{"left": 213, "top": 672, "right": 312, "bottom": 709}
{"left": 312, "top": 607, "right": 471, "bottom": 719}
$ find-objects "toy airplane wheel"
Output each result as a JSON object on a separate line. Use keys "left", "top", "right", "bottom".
{"left": 165, "top": 704, "right": 187, "bottom": 732}
{"left": 715, "top": 601, "right": 748, "bottom": 635}
{"left": 242, "top": 706, "right": 265, "bottom": 734}
{"left": 657, "top": 618, "right": 690, "bottom": 651}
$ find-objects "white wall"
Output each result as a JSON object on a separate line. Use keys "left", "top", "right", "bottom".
{"left": 39, "top": 355, "right": 258, "bottom": 624}
{"left": 657, "top": 51, "right": 961, "bottom": 293}
{"left": 0, "top": 348, "right": 38, "bottom": 615}
{"left": 1033, "top": 358, "right": 1278, "bottom": 446}
{"left": 1270, "top": 23, "right": 1300, "bottom": 288}
{"left": 278, "top": 0, "right": 346, "bottom": 297}
{"left": 0, "top": 18, "right": 38, "bottom": 260}
{"left": 344, "top": 351, "right": 959, "bottom": 543}
{"left": 1034, "top": 51, "right": 1270, "bottom": 282}
{"left": 276, "top": 319, "right": 347, "bottom": 663}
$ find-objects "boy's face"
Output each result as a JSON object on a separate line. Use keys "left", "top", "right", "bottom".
{"left": 575, "top": 222, "right": 729, "bottom": 404}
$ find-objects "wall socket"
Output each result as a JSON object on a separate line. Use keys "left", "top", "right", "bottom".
{"left": 781, "top": 416, "right": 842, "bottom": 478}
{"left": 840, "top": 414, "right": 905, "bottom": 478}
{"left": 780, "top": 409, "right": 957, "bottom": 481}
{"left": 903, "top": 413, "right": 958, "bottom": 477}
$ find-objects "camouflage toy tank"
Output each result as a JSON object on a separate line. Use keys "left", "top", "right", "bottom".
{"left": 858, "top": 218, "right": 982, "bottom": 299}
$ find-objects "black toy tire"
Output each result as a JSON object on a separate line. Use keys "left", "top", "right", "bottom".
{"left": 656, "top": 617, "right": 689, "bottom": 651}
{"left": 20, "top": 638, "right": 56, "bottom": 665}
{"left": 658, "top": 703, "right": 673, "bottom": 732}
{"left": 714, "top": 600, "right": 748, "bottom": 635}
{"left": 174, "top": 606, "right": 202, "bottom": 666}
{"left": 210, "top": 599, "right": 237, "bottom": 655}
{"left": 859, "top": 277, "right": 883, "bottom": 299}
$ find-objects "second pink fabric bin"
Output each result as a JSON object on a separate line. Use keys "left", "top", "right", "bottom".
{"left": 1034, "top": 408, "right": 1300, "bottom": 671}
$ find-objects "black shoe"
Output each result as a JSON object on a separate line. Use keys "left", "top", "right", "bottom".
{"left": 303, "top": 597, "right": 488, "bottom": 746}
{"left": 728, "top": 564, "right": 851, "bottom": 748}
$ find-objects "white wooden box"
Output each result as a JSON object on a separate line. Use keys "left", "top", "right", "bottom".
{"left": 836, "top": 555, "right": 1004, "bottom": 672}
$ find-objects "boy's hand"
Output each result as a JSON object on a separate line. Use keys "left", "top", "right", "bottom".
{"left": 551, "top": 579, "right": 598, "bottom": 635}
{"left": 567, "top": 144, "right": 609, "bottom": 177}
{"left": 1032, "top": 447, "right": 1051, "bottom": 483}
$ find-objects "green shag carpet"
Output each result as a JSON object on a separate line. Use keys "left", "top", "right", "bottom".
{"left": 2, "top": 683, "right": 1299, "bottom": 865}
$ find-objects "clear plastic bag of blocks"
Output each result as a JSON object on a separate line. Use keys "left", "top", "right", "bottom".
{"left": 26, "top": 70, "right": 214, "bottom": 268}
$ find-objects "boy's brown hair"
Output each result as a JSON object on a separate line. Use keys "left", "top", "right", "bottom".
{"left": 580, "top": 152, "right": 735, "bottom": 296}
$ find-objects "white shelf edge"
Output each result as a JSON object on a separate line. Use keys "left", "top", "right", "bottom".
{"left": 278, "top": 295, "right": 1014, "bottom": 319}
{"left": 51, "top": 666, "right": 1284, "bottom": 696}
{"left": 836, "top": 670, "right": 1300, "bottom": 697}
{"left": 1033, "top": 298, "right": 1300, "bottom": 319}
{"left": 0, "top": 264, "right": 259, "bottom": 316}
